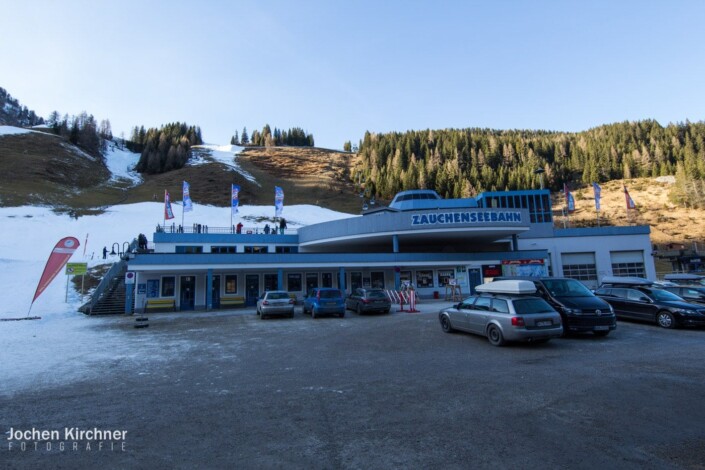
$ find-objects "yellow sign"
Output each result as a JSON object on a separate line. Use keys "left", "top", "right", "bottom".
{"left": 66, "top": 262, "right": 88, "bottom": 275}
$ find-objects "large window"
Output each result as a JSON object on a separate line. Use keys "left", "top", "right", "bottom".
{"left": 306, "top": 273, "right": 319, "bottom": 291}
{"left": 264, "top": 273, "right": 278, "bottom": 291}
{"left": 244, "top": 246, "right": 268, "bottom": 254}
{"left": 350, "top": 272, "right": 362, "bottom": 291}
{"left": 437, "top": 269, "right": 454, "bottom": 287}
{"left": 176, "top": 246, "right": 203, "bottom": 254}
{"left": 321, "top": 273, "right": 333, "bottom": 288}
{"left": 371, "top": 272, "right": 385, "bottom": 289}
{"left": 275, "top": 246, "right": 295, "bottom": 253}
{"left": 287, "top": 273, "right": 302, "bottom": 292}
{"left": 225, "top": 274, "right": 238, "bottom": 294}
{"left": 211, "top": 246, "right": 236, "bottom": 254}
{"left": 416, "top": 270, "right": 434, "bottom": 288}
{"left": 161, "top": 276, "right": 175, "bottom": 297}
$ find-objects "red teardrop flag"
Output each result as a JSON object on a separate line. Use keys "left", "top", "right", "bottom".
{"left": 32, "top": 237, "right": 80, "bottom": 304}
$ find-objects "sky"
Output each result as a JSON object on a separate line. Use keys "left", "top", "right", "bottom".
{"left": 2, "top": 0, "right": 705, "bottom": 149}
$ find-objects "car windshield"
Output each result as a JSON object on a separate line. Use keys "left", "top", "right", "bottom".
{"left": 319, "top": 290, "right": 342, "bottom": 299}
{"left": 647, "top": 288, "right": 685, "bottom": 302}
{"left": 513, "top": 298, "right": 555, "bottom": 314}
{"left": 542, "top": 279, "right": 593, "bottom": 297}
{"left": 267, "top": 292, "right": 289, "bottom": 300}
{"left": 366, "top": 291, "right": 387, "bottom": 299}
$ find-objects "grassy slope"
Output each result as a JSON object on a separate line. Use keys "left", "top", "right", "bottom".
{"left": 1, "top": 133, "right": 703, "bottom": 245}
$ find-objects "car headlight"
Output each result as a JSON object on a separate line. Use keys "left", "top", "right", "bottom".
{"left": 564, "top": 308, "right": 582, "bottom": 314}
{"left": 674, "top": 308, "right": 697, "bottom": 315}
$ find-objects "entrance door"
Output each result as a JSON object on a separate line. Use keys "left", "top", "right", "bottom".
{"left": 180, "top": 276, "right": 196, "bottom": 310}
{"left": 468, "top": 268, "right": 482, "bottom": 294}
{"left": 245, "top": 274, "right": 260, "bottom": 306}
{"left": 211, "top": 275, "right": 221, "bottom": 309}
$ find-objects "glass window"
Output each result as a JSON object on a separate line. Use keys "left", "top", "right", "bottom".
{"left": 211, "top": 246, "right": 236, "bottom": 253}
{"left": 321, "top": 272, "right": 333, "bottom": 288}
{"left": 225, "top": 274, "right": 238, "bottom": 294}
{"left": 371, "top": 272, "right": 385, "bottom": 289}
{"left": 492, "top": 299, "right": 510, "bottom": 313}
{"left": 627, "top": 289, "right": 650, "bottom": 302}
{"left": 350, "top": 272, "right": 363, "bottom": 291}
{"left": 244, "top": 246, "right": 268, "bottom": 254}
{"left": 416, "top": 270, "right": 434, "bottom": 288}
{"left": 473, "top": 297, "right": 492, "bottom": 311}
{"left": 513, "top": 298, "right": 554, "bottom": 314}
{"left": 287, "top": 273, "right": 302, "bottom": 292}
{"left": 264, "top": 273, "right": 278, "bottom": 291}
{"left": 161, "top": 276, "right": 175, "bottom": 297}
{"left": 562, "top": 263, "right": 597, "bottom": 283}
{"left": 306, "top": 273, "right": 319, "bottom": 291}
{"left": 437, "top": 269, "right": 454, "bottom": 287}
{"left": 176, "top": 246, "right": 203, "bottom": 254}
{"left": 275, "top": 246, "right": 295, "bottom": 253}
{"left": 611, "top": 262, "right": 645, "bottom": 278}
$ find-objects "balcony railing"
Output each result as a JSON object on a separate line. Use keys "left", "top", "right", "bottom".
{"left": 156, "top": 224, "right": 295, "bottom": 235}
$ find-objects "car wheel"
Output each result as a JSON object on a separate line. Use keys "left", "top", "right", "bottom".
{"left": 339, "top": 310, "right": 345, "bottom": 318}
{"left": 384, "top": 308, "right": 390, "bottom": 314}
{"left": 593, "top": 330, "right": 610, "bottom": 337}
{"left": 312, "top": 308, "right": 317, "bottom": 319}
{"left": 256, "top": 307, "right": 260, "bottom": 316}
{"left": 440, "top": 315, "right": 454, "bottom": 333}
{"left": 656, "top": 311, "right": 676, "bottom": 329}
{"left": 487, "top": 324, "right": 506, "bottom": 346}
{"left": 260, "top": 312, "right": 266, "bottom": 320}
{"left": 357, "top": 304, "right": 363, "bottom": 315}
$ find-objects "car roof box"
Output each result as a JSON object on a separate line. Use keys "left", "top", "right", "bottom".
{"left": 600, "top": 276, "right": 653, "bottom": 286}
{"left": 476, "top": 280, "right": 537, "bottom": 294}
{"left": 664, "top": 273, "right": 704, "bottom": 281}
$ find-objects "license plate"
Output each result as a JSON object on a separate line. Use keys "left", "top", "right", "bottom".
{"left": 594, "top": 326, "right": 609, "bottom": 331}
{"left": 326, "top": 302, "right": 336, "bottom": 306}
{"left": 536, "top": 320, "right": 552, "bottom": 327}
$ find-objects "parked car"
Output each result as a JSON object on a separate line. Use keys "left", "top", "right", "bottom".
{"left": 595, "top": 276, "right": 705, "bottom": 328}
{"left": 256, "top": 291, "right": 295, "bottom": 319}
{"left": 346, "top": 288, "right": 391, "bottom": 314}
{"left": 303, "top": 288, "right": 345, "bottom": 318}
{"left": 439, "top": 280, "right": 563, "bottom": 346}
{"left": 494, "top": 276, "right": 616, "bottom": 336}
{"left": 662, "top": 285, "right": 705, "bottom": 305}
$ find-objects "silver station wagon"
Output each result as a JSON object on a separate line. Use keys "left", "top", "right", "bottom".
{"left": 439, "top": 280, "right": 563, "bottom": 346}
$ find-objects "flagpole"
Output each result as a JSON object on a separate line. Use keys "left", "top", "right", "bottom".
{"left": 163, "top": 190, "right": 167, "bottom": 229}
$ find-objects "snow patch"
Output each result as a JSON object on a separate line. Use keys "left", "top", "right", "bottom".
{"left": 104, "top": 143, "right": 142, "bottom": 184}
{"left": 191, "top": 143, "right": 258, "bottom": 185}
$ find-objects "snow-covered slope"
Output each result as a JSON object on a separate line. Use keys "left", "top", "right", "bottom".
{"left": 191, "top": 143, "right": 258, "bottom": 185}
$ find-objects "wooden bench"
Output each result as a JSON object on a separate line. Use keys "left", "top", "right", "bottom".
{"left": 220, "top": 296, "right": 245, "bottom": 308}
{"left": 145, "top": 299, "right": 176, "bottom": 312}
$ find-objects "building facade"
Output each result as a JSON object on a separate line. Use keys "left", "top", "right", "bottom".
{"left": 125, "top": 189, "right": 655, "bottom": 313}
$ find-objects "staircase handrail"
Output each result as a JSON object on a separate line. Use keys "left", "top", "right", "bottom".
{"left": 87, "top": 238, "right": 138, "bottom": 311}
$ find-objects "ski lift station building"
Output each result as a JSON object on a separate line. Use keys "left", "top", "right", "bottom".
{"left": 125, "top": 189, "right": 655, "bottom": 312}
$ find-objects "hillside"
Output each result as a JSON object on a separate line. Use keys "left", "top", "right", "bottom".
{"left": 1, "top": 128, "right": 704, "bottom": 245}
{"left": 555, "top": 177, "right": 705, "bottom": 246}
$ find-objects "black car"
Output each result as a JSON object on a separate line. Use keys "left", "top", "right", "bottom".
{"left": 595, "top": 277, "right": 705, "bottom": 328}
{"left": 345, "top": 288, "right": 391, "bottom": 314}
{"left": 493, "top": 277, "right": 616, "bottom": 336}
{"left": 662, "top": 285, "right": 705, "bottom": 306}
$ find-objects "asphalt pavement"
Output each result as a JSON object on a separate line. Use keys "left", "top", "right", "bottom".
{"left": 3, "top": 300, "right": 705, "bottom": 469}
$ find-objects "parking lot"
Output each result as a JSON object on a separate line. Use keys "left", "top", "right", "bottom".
{"left": 3, "top": 301, "right": 705, "bottom": 469}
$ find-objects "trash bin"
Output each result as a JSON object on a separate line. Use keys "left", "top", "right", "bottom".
{"left": 433, "top": 291, "right": 439, "bottom": 299}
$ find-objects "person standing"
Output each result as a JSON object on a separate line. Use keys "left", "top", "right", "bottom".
{"left": 236, "top": 222, "right": 243, "bottom": 234}
{"left": 103, "top": 246, "right": 108, "bottom": 259}
{"left": 279, "top": 218, "right": 287, "bottom": 234}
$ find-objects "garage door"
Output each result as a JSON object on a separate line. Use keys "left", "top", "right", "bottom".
{"left": 561, "top": 252, "right": 597, "bottom": 285}
{"left": 610, "top": 251, "right": 645, "bottom": 277}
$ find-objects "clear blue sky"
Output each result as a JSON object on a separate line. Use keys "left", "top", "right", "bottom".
{"left": 2, "top": 0, "right": 704, "bottom": 150}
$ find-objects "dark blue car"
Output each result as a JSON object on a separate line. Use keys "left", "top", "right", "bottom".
{"left": 303, "top": 288, "right": 345, "bottom": 319}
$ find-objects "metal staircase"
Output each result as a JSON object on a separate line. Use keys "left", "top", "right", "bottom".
{"left": 89, "top": 272, "right": 127, "bottom": 315}
{"left": 80, "top": 239, "right": 138, "bottom": 315}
